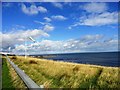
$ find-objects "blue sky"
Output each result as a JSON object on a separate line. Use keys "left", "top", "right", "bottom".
{"left": 1, "top": 2, "right": 118, "bottom": 54}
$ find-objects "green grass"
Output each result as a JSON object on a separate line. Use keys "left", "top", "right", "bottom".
{"left": 9, "top": 56, "right": 120, "bottom": 88}
{"left": 2, "top": 57, "right": 14, "bottom": 88}
{"left": 2, "top": 57, "right": 26, "bottom": 89}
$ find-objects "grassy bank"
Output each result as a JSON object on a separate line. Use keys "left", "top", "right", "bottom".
{"left": 2, "top": 57, "right": 14, "bottom": 88}
{"left": 9, "top": 56, "right": 120, "bottom": 89}
{"left": 2, "top": 57, "right": 26, "bottom": 89}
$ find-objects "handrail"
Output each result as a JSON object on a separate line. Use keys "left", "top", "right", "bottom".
{"left": 5, "top": 55, "right": 43, "bottom": 90}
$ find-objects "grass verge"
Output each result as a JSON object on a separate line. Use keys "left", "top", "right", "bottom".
{"left": 2, "top": 57, "right": 14, "bottom": 88}
{"left": 2, "top": 57, "right": 26, "bottom": 89}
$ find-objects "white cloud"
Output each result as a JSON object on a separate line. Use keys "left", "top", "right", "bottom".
{"left": 0, "top": 29, "right": 49, "bottom": 50}
{"left": 21, "top": 3, "right": 47, "bottom": 15}
{"left": 81, "top": 2, "right": 108, "bottom": 13}
{"left": 13, "top": 25, "right": 26, "bottom": 29}
{"left": 34, "top": 20, "right": 55, "bottom": 32}
{"left": 51, "top": 15, "right": 67, "bottom": 21}
{"left": 75, "top": 12, "right": 118, "bottom": 27}
{"left": 44, "top": 17, "right": 52, "bottom": 22}
{"left": 79, "top": 12, "right": 118, "bottom": 26}
{"left": 43, "top": 25, "right": 55, "bottom": 32}
{"left": 13, "top": 34, "right": 118, "bottom": 54}
{"left": 2, "top": 32, "right": 117, "bottom": 54}
{"left": 69, "top": 2, "right": 118, "bottom": 29}
{"left": 68, "top": 26, "right": 72, "bottom": 30}
{"left": 38, "top": 6, "right": 47, "bottom": 13}
{"left": 34, "top": 20, "right": 46, "bottom": 25}
{"left": 15, "top": 45, "right": 26, "bottom": 51}
{"left": 81, "top": 34, "right": 104, "bottom": 41}
{"left": 52, "top": 2, "right": 63, "bottom": 9}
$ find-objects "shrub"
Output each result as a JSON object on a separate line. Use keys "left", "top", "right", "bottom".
{"left": 73, "top": 65, "right": 79, "bottom": 72}
{"left": 29, "top": 60, "right": 37, "bottom": 64}
{"left": 11, "top": 56, "right": 17, "bottom": 60}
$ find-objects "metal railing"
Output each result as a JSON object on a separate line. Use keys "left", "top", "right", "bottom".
{"left": 5, "top": 55, "right": 43, "bottom": 90}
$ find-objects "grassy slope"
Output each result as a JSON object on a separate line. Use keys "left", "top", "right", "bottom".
{"left": 2, "top": 57, "right": 14, "bottom": 88}
{"left": 2, "top": 57, "right": 26, "bottom": 89}
{"left": 9, "top": 56, "right": 120, "bottom": 88}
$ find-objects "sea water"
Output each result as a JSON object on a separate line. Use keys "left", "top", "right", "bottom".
{"left": 33, "top": 52, "right": 119, "bottom": 67}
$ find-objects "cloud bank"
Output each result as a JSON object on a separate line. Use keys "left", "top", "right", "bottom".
{"left": 0, "top": 29, "right": 49, "bottom": 50}
{"left": 69, "top": 2, "right": 118, "bottom": 29}
{"left": 10, "top": 34, "right": 118, "bottom": 54}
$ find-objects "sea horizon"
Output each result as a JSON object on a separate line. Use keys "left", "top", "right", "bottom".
{"left": 28, "top": 51, "right": 119, "bottom": 67}
{"left": 28, "top": 51, "right": 119, "bottom": 56}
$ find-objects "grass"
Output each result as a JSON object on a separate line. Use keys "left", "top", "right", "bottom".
{"left": 2, "top": 57, "right": 14, "bottom": 88}
{"left": 2, "top": 57, "right": 26, "bottom": 89}
{"left": 9, "top": 56, "right": 120, "bottom": 89}
{"left": 97, "top": 67, "right": 120, "bottom": 88}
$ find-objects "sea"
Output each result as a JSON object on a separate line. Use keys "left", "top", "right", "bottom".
{"left": 31, "top": 52, "right": 119, "bottom": 67}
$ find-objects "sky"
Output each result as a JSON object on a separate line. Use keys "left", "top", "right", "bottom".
{"left": 0, "top": 2, "right": 119, "bottom": 54}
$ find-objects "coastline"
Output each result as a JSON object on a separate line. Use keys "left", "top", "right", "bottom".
{"left": 30, "top": 51, "right": 119, "bottom": 67}
{"left": 29, "top": 55, "right": 119, "bottom": 68}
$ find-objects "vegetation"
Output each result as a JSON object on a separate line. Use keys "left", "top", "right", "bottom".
{"left": 2, "top": 57, "right": 26, "bottom": 89}
{"left": 2, "top": 57, "right": 14, "bottom": 88}
{"left": 9, "top": 56, "right": 120, "bottom": 89}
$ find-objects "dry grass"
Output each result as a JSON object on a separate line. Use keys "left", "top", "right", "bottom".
{"left": 6, "top": 57, "right": 27, "bottom": 89}
{"left": 97, "top": 67, "right": 120, "bottom": 88}
{"left": 9, "top": 56, "right": 120, "bottom": 88}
